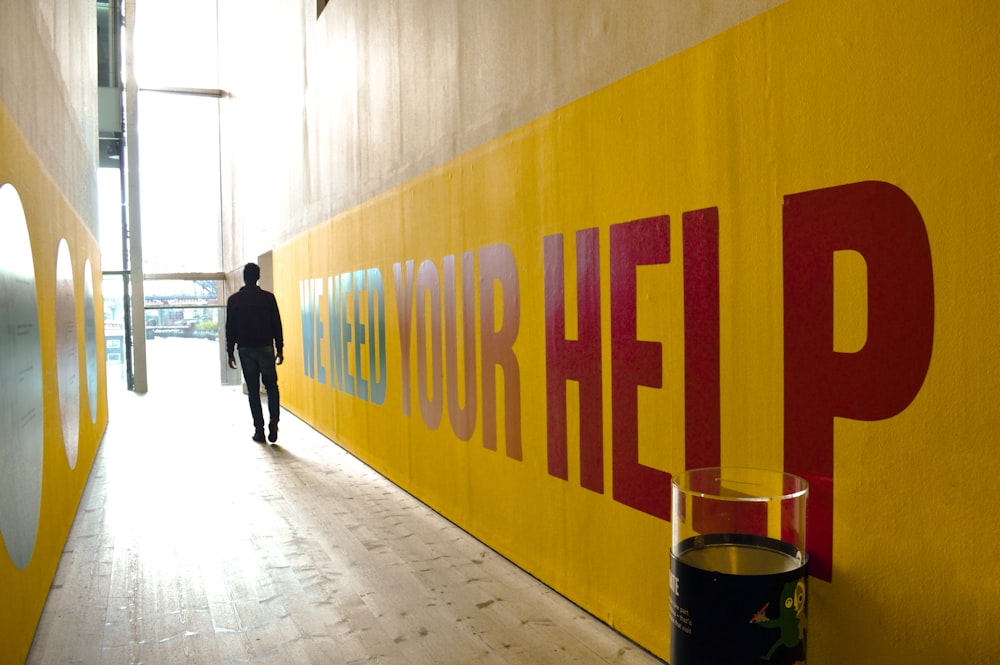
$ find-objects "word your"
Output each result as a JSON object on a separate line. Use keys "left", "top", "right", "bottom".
{"left": 393, "top": 246, "right": 521, "bottom": 458}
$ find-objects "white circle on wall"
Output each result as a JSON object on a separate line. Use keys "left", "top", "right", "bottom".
{"left": 0, "top": 183, "right": 44, "bottom": 569}
{"left": 56, "top": 239, "right": 80, "bottom": 469}
{"left": 84, "top": 258, "right": 99, "bottom": 424}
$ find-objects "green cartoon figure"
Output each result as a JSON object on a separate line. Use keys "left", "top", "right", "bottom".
{"left": 750, "top": 579, "right": 807, "bottom": 661}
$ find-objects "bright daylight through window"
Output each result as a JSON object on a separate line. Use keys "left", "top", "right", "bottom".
{"left": 99, "top": 0, "right": 229, "bottom": 392}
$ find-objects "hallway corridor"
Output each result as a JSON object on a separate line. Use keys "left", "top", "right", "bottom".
{"left": 26, "top": 372, "right": 663, "bottom": 664}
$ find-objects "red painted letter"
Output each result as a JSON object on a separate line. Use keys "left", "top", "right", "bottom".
{"left": 784, "top": 181, "right": 934, "bottom": 581}
{"left": 444, "top": 252, "right": 478, "bottom": 441}
{"left": 393, "top": 260, "right": 416, "bottom": 416}
{"left": 544, "top": 229, "right": 604, "bottom": 492}
{"left": 683, "top": 208, "right": 721, "bottom": 470}
{"left": 611, "top": 216, "right": 671, "bottom": 520}
{"left": 479, "top": 244, "right": 522, "bottom": 459}
{"left": 416, "top": 260, "right": 443, "bottom": 430}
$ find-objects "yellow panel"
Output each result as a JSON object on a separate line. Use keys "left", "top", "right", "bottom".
{"left": 0, "top": 103, "right": 108, "bottom": 664}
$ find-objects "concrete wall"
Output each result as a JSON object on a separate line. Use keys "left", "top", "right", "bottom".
{"left": 0, "top": 2, "right": 108, "bottom": 663}
{"left": 216, "top": 0, "right": 786, "bottom": 265}
{"left": 0, "top": 1, "right": 100, "bottom": 238}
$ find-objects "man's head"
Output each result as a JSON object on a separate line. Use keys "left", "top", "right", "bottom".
{"left": 243, "top": 262, "right": 261, "bottom": 285}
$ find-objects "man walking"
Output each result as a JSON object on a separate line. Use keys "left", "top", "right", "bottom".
{"left": 226, "top": 262, "right": 284, "bottom": 443}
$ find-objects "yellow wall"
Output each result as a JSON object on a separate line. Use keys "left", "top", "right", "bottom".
{"left": 0, "top": 102, "right": 108, "bottom": 664}
{"left": 274, "top": 0, "right": 998, "bottom": 661}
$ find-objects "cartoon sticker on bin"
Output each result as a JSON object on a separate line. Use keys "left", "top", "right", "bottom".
{"left": 751, "top": 578, "right": 807, "bottom": 661}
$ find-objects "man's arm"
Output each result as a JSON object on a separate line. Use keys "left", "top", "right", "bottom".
{"left": 225, "top": 296, "right": 238, "bottom": 369}
{"left": 271, "top": 293, "right": 284, "bottom": 365}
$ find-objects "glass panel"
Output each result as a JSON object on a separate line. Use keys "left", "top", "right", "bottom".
{"left": 144, "top": 306, "right": 220, "bottom": 341}
{"left": 133, "top": 0, "right": 219, "bottom": 89}
{"left": 98, "top": 168, "right": 124, "bottom": 272}
{"left": 137, "top": 92, "right": 223, "bottom": 273}
{"left": 144, "top": 307, "right": 224, "bottom": 391}
{"left": 143, "top": 279, "right": 224, "bottom": 308}
{"left": 102, "top": 275, "right": 129, "bottom": 389}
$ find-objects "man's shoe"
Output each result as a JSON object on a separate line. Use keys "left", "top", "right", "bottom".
{"left": 268, "top": 420, "right": 279, "bottom": 443}
{"left": 252, "top": 429, "right": 266, "bottom": 443}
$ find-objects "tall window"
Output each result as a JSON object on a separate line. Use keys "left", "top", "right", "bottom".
{"left": 136, "top": 91, "right": 222, "bottom": 274}
{"left": 133, "top": 0, "right": 219, "bottom": 89}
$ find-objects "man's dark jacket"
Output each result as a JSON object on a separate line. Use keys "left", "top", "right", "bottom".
{"left": 226, "top": 285, "right": 284, "bottom": 357}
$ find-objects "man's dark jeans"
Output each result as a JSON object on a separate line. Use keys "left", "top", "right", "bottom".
{"left": 238, "top": 346, "right": 280, "bottom": 431}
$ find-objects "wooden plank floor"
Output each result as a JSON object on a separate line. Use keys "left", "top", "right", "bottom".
{"left": 28, "top": 368, "right": 665, "bottom": 664}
